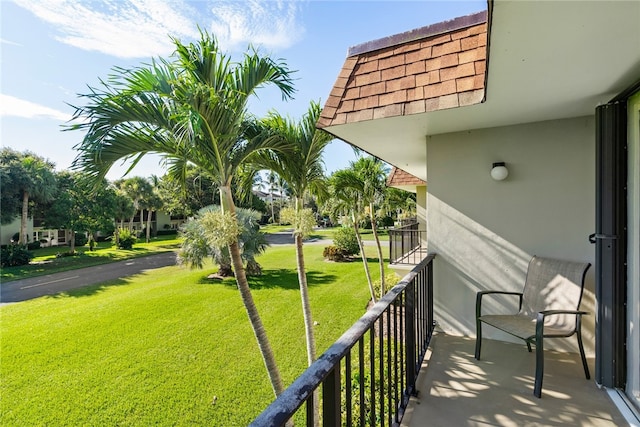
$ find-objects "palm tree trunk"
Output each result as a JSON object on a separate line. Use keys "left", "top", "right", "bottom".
{"left": 20, "top": 191, "right": 29, "bottom": 245}
{"left": 353, "top": 211, "right": 376, "bottom": 304}
{"left": 221, "top": 185, "right": 284, "bottom": 398}
{"left": 146, "top": 209, "right": 152, "bottom": 243}
{"left": 295, "top": 236, "right": 316, "bottom": 361}
{"left": 295, "top": 231, "right": 319, "bottom": 425}
{"left": 369, "top": 202, "right": 386, "bottom": 296}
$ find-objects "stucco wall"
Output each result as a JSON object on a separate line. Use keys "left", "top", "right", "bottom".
{"left": 426, "top": 116, "right": 596, "bottom": 354}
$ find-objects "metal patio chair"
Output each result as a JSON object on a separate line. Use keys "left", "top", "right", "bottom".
{"left": 474, "top": 256, "right": 591, "bottom": 397}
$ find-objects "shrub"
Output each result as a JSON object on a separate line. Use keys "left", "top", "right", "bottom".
{"left": 1, "top": 245, "right": 33, "bottom": 267}
{"left": 333, "top": 226, "right": 359, "bottom": 256}
{"left": 27, "top": 241, "right": 41, "bottom": 250}
{"left": 156, "top": 229, "right": 178, "bottom": 236}
{"left": 373, "top": 272, "right": 401, "bottom": 300}
{"left": 380, "top": 216, "right": 394, "bottom": 228}
{"left": 116, "top": 228, "right": 137, "bottom": 250}
{"left": 323, "top": 245, "right": 347, "bottom": 262}
{"left": 73, "top": 233, "right": 88, "bottom": 247}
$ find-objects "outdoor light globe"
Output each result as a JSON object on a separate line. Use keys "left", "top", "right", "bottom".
{"left": 491, "top": 163, "right": 509, "bottom": 181}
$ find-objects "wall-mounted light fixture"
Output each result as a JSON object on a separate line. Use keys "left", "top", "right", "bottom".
{"left": 490, "top": 162, "right": 509, "bottom": 181}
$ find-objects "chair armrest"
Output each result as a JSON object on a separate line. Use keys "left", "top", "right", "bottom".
{"left": 538, "top": 309, "right": 589, "bottom": 317}
{"left": 476, "top": 291, "right": 524, "bottom": 318}
{"left": 535, "top": 310, "right": 589, "bottom": 338}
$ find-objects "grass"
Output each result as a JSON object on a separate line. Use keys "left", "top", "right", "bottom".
{"left": 260, "top": 224, "right": 390, "bottom": 242}
{"left": 0, "top": 244, "right": 384, "bottom": 426}
{"left": 1, "top": 235, "right": 182, "bottom": 282}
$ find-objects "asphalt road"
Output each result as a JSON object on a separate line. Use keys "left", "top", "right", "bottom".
{"left": 0, "top": 232, "right": 386, "bottom": 304}
{"left": 0, "top": 252, "right": 177, "bottom": 304}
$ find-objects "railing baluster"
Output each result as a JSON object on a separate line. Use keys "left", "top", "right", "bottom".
{"left": 369, "top": 328, "right": 376, "bottom": 427}
{"left": 323, "top": 364, "right": 341, "bottom": 427}
{"left": 345, "top": 351, "right": 352, "bottom": 427}
{"left": 250, "top": 255, "right": 436, "bottom": 427}
{"left": 379, "top": 314, "right": 385, "bottom": 427}
{"left": 386, "top": 306, "right": 392, "bottom": 427}
{"left": 359, "top": 338, "right": 365, "bottom": 425}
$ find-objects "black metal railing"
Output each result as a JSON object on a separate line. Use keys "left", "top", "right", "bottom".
{"left": 389, "top": 221, "right": 427, "bottom": 265}
{"left": 251, "top": 254, "right": 436, "bottom": 427}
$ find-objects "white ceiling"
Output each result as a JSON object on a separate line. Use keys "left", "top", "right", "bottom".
{"left": 326, "top": 1, "right": 640, "bottom": 181}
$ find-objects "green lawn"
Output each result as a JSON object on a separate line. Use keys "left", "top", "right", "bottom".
{"left": 259, "top": 224, "right": 389, "bottom": 242}
{"left": 0, "top": 245, "right": 381, "bottom": 425}
{"left": 1, "top": 235, "right": 182, "bottom": 282}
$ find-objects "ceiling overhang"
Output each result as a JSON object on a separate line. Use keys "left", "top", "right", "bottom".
{"left": 319, "top": 1, "right": 640, "bottom": 181}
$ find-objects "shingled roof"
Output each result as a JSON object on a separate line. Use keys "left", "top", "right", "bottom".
{"left": 318, "top": 11, "right": 487, "bottom": 129}
{"left": 387, "top": 167, "right": 426, "bottom": 189}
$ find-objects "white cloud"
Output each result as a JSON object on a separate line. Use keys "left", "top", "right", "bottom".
{"left": 0, "top": 94, "right": 72, "bottom": 122}
{"left": 13, "top": 0, "right": 199, "bottom": 58}
{"left": 13, "top": 0, "right": 304, "bottom": 58}
{"left": 208, "top": 1, "right": 304, "bottom": 50}
{"left": 1, "top": 38, "right": 23, "bottom": 47}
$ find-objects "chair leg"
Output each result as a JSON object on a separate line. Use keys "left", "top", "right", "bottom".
{"left": 576, "top": 318, "right": 590, "bottom": 379}
{"left": 475, "top": 319, "right": 482, "bottom": 360}
{"left": 526, "top": 341, "right": 532, "bottom": 353}
{"left": 534, "top": 318, "right": 544, "bottom": 398}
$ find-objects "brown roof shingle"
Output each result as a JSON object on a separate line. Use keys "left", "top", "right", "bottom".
{"left": 318, "top": 11, "right": 488, "bottom": 129}
{"left": 387, "top": 167, "right": 426, "bottom": 187}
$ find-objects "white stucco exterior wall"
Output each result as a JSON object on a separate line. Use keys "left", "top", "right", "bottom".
{"left": 426, "top": 116, "right": 596, "bottom": 354}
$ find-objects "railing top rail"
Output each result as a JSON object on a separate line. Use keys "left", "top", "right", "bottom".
{"left": 250, "top": 253, "right": 436, "bottom": 427}
{"left": 390, "top": 221, "right": 419, "bottom": 232}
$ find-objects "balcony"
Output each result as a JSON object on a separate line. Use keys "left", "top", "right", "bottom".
{"left": 402, "top": 334, "right": 626, "bottom": 426}
{"left": 251, "top": 254, "right": 630, "bottom": 426}
{"left": 389, "top": 220, "right": 427, "bottom": 266}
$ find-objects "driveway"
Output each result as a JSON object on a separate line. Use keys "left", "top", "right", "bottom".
{"left": 0, "top": 252, "right": 177, "bottom": 304}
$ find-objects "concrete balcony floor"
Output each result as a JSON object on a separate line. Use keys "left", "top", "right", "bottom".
{"left": 401, "top": 334, "right": 627, "bottom": 427}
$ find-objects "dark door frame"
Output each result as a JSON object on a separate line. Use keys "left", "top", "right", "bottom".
{"left": 594, "top": 79, "right": 640, "bottom": 388}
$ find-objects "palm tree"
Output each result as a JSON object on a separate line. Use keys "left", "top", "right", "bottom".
{"left": 330, "top": 169, "right": 377, "bottom": 303}
{"left": 249, "top": 100, "right": 332, "bottom": 425}
{"left": 178, "top": 205, "right": 268, "bottom": 276}
{"left": 14, "top": 153, "right": 57, "bottom": 245}
{"left": 67, "top": 31, "right": 294, "bottom": 397}
{"left": 143, "top": 175, "right": 164, "bottom": 243}
{"left": 115, "top": 177, "right": 153, "bottom": 234}
{"left": 352, "top": 156, "right": 388, "bottom": 295}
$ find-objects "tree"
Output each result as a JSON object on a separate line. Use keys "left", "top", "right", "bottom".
{"left": 43, "top": 171, "right": 118, "bottom": 252}
{"left": 157, "top": 168, "right": 219, "bottom": 218}
{"left": 67, "top": 31, "right": 294, "bottom": 397}
{"left": 352, "top": 156, "right": 388, "bottom": 296}
{"left": 112, "top": 188, "right": 136, "bottom": 247}
{"left": 143, "top": 176, "right": 164, "bottom": 243}
{"left": 249, "top": 101, "right": 332, "bottom": 424}
{"left": 0, "top": 148, "right": 56, "bottom": 245}
{"left": 381, "top": 187, "right": 416, "bottom": 222}
{"left": 115, "top": 177, "right": 153, "bottom": 234}
{"left": 330, "top": 169, "right": 377, "bottom": 303}
{"left": 178, "top": 205, "right": 268, "bottom": 276}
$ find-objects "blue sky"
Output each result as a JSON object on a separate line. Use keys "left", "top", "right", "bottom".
{"left": 1, "top": 0, "right": 486, "bottom": 181}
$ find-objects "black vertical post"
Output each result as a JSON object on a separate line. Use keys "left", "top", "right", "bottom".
{"left": 323, "top": 364, "right": 341, "bottom": 427}
{"left": 405, "top": 279, "right": 416, "bottom": 396}
{"left": 595, "top": 102, "right": 628, "bottom": 389}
